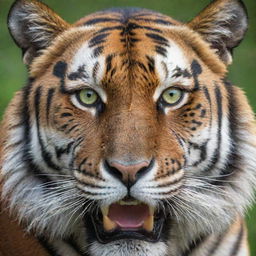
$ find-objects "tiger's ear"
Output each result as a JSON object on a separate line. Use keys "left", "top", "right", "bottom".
{"left": 8, "top": 0, "right": 70, "bottom": 65}
{"left": 188, "top": 0, "right": 248, "bottom": 65}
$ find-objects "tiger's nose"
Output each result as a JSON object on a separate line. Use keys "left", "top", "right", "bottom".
{"left": 104, "top": 159, "right": 153, "bottom": 187}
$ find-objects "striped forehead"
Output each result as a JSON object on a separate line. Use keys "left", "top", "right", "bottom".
{"left": 68, "top": 37, "right": 190, "bottom": 81}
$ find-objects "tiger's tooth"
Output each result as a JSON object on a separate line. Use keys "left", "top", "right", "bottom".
{"left": 149, "top": 205, "right": 155, "bottom": 215}
{"left": 101, "top": 206, "right": 109, "bottom": 216}
{"left": 103, "top": 215, "right": 117, "bottom": 231}
{"left": 143, "top": 215, "right": 154, "bottom": 232}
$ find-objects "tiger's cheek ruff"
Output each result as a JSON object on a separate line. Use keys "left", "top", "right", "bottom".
{"left": 151, "top": 38, "right": 252, "bottom": 236}
{"left": 1, "top": 86, "right": 88, "bottom": 239}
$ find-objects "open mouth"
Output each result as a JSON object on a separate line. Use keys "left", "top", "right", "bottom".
{"left": 91, "top": 199, "right": 165, "bottom": 243}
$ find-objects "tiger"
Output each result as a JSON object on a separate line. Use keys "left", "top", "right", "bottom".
{"left": 0, "top": 0, "right": 255, "bottom": 255}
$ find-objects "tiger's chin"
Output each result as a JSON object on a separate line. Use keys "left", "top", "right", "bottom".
{"left": 89, "top": 239, "right": 168, "bottom": 256}
{"left": 88, "top": 199, "right": 166, "bottom": 244}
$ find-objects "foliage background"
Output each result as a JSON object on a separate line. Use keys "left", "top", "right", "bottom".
{"left": 0, "top": 0, "right": 255, "bottom": 253}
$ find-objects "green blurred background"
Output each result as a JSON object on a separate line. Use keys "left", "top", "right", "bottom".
{"left": 0, "top": 0, "right": 255, "bottom": 253}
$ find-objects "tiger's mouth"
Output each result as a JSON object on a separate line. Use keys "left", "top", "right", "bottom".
{"left": 90, "top": 199, "right": 165, "bottom": 243}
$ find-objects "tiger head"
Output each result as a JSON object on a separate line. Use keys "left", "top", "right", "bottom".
{"left": 2, "top": 0, "right": 256, "bottom": 255}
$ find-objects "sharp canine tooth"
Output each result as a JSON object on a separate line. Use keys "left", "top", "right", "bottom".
{"left": 149, "top": 206, "right": 155, "bottom": 215}
{"left": 143, "top": 215, "right": 154, "bottom": 232}
{"left": 101, "top": 206, "right": 109, "bottom": 216}
{"left": 103, "top": 215, "right": 117, "bottom": 231}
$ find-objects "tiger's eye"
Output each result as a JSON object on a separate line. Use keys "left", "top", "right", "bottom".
{"left": 78, "top": 88, "right": 98, "bottom": 106}
{"left": 162, "top": 88, "right": 183, "bottom": 105}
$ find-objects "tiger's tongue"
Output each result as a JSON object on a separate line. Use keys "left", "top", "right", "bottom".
{"left": 108, "top": 203, "right": 149, "bottom": 228}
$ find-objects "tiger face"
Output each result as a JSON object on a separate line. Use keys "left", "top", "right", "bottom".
{"left": 2, "top": 0, "right": 256, "bottom": 256}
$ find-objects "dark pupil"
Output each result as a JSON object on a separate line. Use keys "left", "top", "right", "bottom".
{"left": 169, "top": 92, "right": 175, "bottom": 97}
{"left": 87, "top": 91, "right": 93, "bottom": 98}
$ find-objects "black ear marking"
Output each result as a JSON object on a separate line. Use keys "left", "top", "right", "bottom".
{"left": 53, "top": 61, "right": 68, "bottom": 93}
{"left": 53, "top": 61, "right": 67, "bottom": 79}
{"left": 8, "top": 0, "right": 69, "bottom": 65}
{"left": 188, "top": 0, "right": 248, "bottom": 65}
{"left": 191, "top": 60, "right": 202, "bottom": 90}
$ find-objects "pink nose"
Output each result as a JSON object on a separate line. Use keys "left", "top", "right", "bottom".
{"left": 106, "top": 160, "right": 151, "bottom": 185}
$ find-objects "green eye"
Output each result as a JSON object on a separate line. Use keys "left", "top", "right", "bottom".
{"left": 77, "top": 88, "right": 98, "bottom": 106}
{"left": 162, "top": 88, "right": 183, "bottom": 105}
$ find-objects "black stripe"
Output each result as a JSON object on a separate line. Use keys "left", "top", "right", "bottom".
{"left": 192, "top": 120, "right": 202, "bottom": 126}
{"left": 79, "top": 158, "right": 88, "bottom": 170}
{"left": 145, "top": 33, "right": 169, "bottom": 46}
{"left": 4, "top": 140, "right": 23, "bottom": 150}
{"left": 137, "top": 24, "right": 162, "bottom": 33}
{"left": 120, "top": 22, "right": 162, "bottom": 34}
{"left": 8, "top": 122, "right": 25, "bottom": 130}
{"left": 181, "top": 235, "right": 207, "bottom": 256}
{"left": 55, "top": 141, "right": 75, "bottom": 159}
{"left": 68, "top": 65, "right": 89, "bottom": 81}
{"left": 22, "top": 79, "right": 51, "bottom": 183}
{"left": 215, "top": 85, "right": 223, "bottom": 154}
{"left": 46, "top": 88, "right": 55, "bottom": 123}
{"left": 96, "top": 25, "right": 123, "bottom": 33}
{"left": 203, "top": 85, "right": 222, "bottom": 174}
{"left": 203, "top": 86, "right": 212, "bottom": 125}
{"left": 161, "top": 61, "right": 169, "bottom": 79}
{"left": 60, "top": 124, "right": 68, "bottom": 130}
{"left": 84, "top": 17, "right": 120, "bottom": 25}
{"left": 217, "top": 81, "right": 240, "bottom": 179}
{"left": 77, "top": 180, "right": 111, "bottom": 189}
{"left": 69, "top": 137, "right": 84, "bottom": 171}
{"left": 207, "top": 234, "right": 223, "bottom": 256}
{"left": 154, "top": 18, "right": 173, "bottom": 25}
{"left": 35, "top": 86, "right": 61, "bottom": 171}
{"left": 60, "top": 112, "right": 73, "bottom": 118}
{"left": 89, "top": 33, "right": 109, "bottom": 47}
{"left": 147, "top": 178, "right": 181, "bottom": 188}
{"left": 53, "top": 61, "right": 68, "bottom": 94}
{"left": 155, "top": 45, "right": 167, "bottom": 57}
{"left": 92, "top": 61, "right": 100, "bottom": 83}
{"left": 134, "top": 17, "right": 173, "bottom": 25}
{"left": 39, "top": 237, "right": 61, "bottom": 256}
{"left": 106, "top": 54, "right": 114, "bottom": 72}
{"left": 77, "top": 169, "right": 105, "bottom": 182}
{"left": 188, "top": 141, "right": 208, "bottom": 166}
{"left": 66, "top": 124, "right": 79, "bottom": 134}
{"left": 136, "top": 61, "right": 148, "bottom": 73}
{"left": 229, "top": 223, "right": 244, "bottom": 256}
{"left": 93, "top": 46, "right": 104, "bottom": 57}
{"left": 146, "top": 55, "right": 155, "bottom": 72}
{"left": 65, "top": 237, "right": 89, "bottom": 256}
{"left": 110, "top": 67, "right": 117, "bottom": 76}
{"left": 191, "top": 59, "right": 202, "bottom": 90}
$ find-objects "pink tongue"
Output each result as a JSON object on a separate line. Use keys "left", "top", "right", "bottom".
{"left": 108, "top": 204, "right": 149, "bottom": 229}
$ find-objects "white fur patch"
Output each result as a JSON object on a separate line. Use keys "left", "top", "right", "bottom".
{"left": 90, "top": 240, "right": 167, "bottom": 256}
{"left": 153, "top": 40, "right": 191, "bottom": 102}
{"left": 68, "top": 42, "right": 107, "bottom": 102}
